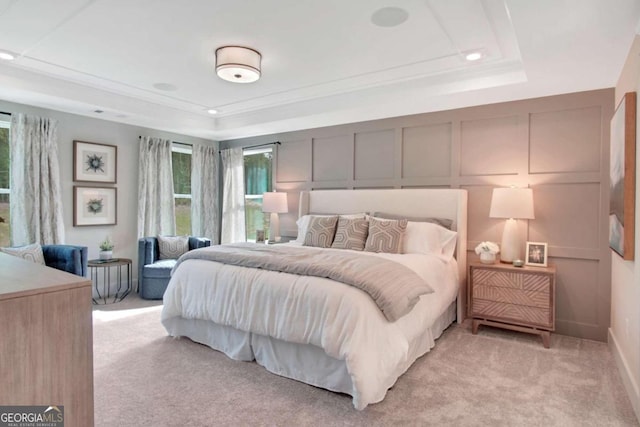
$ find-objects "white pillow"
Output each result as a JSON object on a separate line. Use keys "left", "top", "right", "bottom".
{"left": 295, "top": 213, "right": 366, "bottom": 243}
{"left": 0, "top": 243, "right": 46, "bottom": 265}
{"left": 402, "top": 221, "right": 457, "bottom": 259}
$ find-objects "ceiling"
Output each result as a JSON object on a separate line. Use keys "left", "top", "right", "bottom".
{"left": 0, "top": 0, "right": 639, "bottom": 141}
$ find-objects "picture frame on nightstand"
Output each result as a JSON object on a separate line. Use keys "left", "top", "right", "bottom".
{"left": 525, "top": 241, "right": 548, "bottom": 267}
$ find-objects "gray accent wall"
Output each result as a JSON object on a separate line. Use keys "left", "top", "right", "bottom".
{"left": 222, "top": 88, "right": 614, "bottom": 342}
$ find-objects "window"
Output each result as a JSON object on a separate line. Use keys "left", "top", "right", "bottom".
{"left": 0, "top": 120, "right": 9, "bottom": 247}
{"left": 172, "top": 144, "right": 192, "bottom": 236}
{"left": 244, "top": 148, "right": 273, "bottom": 241}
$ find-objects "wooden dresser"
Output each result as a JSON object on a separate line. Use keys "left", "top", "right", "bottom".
{"left": 468, "top": 261, "right": 556, "bottom": 348}
{"left": 0, "top": 252, "right": 94, "bottom": 426}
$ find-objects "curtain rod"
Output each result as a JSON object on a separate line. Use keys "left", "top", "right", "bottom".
{"left": 138, "top": 135, "right": 192, "bottom": 146}
{"left": 0, "top": 111, "right": 11, "bottom": 116}
{"left": 220, "top": 141, "right": 281, "bottom": 153}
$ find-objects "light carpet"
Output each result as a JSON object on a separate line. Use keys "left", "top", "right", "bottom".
{"left": 93, "top": 295, "right": 638, "bottom": 426}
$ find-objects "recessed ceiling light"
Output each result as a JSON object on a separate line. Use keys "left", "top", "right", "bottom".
{"left": 206, "top": 109, "right": 218, "bottom": 115}
{"left": 153, "top": 82, "right": 178, "bottom": 91}
{"left": 0, "top": 51, "right": 15, "bottom": 61}
{"left": 371, "top": 7, "right": 409, "bottom": 28}
{"left": 465, "top": 52, "right": 483, "bottom": 61}
{"left": 94, "top": 109, "right": 104, "bottom": 114}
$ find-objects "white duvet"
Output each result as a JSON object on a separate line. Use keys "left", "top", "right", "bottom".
{"left": 161, "top": 243, "right": 458, "bottom": 409}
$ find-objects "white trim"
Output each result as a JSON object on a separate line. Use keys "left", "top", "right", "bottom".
{"left": 172, "top": 144, "right": 192, "bottom": 154}
{"left": 609, "top": 327, "right": 640, "bottom": 422}
{"left": 243, "top": 147, "right": 272, "bottom": 156}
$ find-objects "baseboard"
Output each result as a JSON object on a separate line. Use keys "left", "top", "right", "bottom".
{"left": 609, "top": 328, "right": 640, "bottom": 422}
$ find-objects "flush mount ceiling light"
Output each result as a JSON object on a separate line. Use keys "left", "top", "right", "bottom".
{"left": 215, "top": 46, "right": 261, "bottom": 83}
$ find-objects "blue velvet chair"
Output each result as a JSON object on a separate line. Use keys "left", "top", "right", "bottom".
{"left": 138, "top": 236, "right": 211, "bottom": 300}
{"left": 1, "top": 244, "right": 88, "bottom": 276}
{"left": 42, "top": 244, "right": 88, "bottom": 276}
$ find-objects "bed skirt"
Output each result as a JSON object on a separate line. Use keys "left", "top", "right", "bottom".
{"left": 163, "top": 300, "right": 457, "bottom": 405}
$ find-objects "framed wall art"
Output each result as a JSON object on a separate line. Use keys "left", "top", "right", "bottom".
{"left": 73, "top": 140, "right": 117, "bottom": 183}
{"left": 525, "top": 241, "right": 548, "bottom": 267}
{"left": 73, "top": 186, "right": 117, "bottom": 226}
{"left": 609, "top": 91, "right": 636, "bottom": 260}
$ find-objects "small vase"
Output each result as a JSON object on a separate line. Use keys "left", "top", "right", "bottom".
{"left": 100, "top": 250, "right": 113, "bottom": 260}
{"left": 480, "top": 252, "right": 496, "bottom": 264}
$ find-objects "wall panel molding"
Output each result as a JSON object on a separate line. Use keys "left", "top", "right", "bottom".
{"left": 222, "top": 88, "right": 614, "bottom": 341}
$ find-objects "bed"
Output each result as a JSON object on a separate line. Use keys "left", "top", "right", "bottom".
{"left": 161, "top": 188, "right": 468, "bottom": 410}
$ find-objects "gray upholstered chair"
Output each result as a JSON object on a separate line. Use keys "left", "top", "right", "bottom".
{"left": 138, "top": 236, "right": 211, "bottom": 300}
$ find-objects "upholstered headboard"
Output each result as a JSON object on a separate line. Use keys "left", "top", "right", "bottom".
{"left": 298, "top": 188, "right": 468, "bottom": 323}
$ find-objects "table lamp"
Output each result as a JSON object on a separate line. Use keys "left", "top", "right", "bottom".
{"left": 262, "top": 191, "right": 288, "bottom": 243}
{"left": 489, "top": 187, "right": 534, "bottom": 263}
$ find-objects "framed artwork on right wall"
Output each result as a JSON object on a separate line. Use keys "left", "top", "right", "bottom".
{"left": 609, "top": 91, "right": 636, "bottom": 260}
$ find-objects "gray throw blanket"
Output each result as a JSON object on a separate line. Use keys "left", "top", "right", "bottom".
{"left": 173, "top": 243, "right": 434, "bottom": 322}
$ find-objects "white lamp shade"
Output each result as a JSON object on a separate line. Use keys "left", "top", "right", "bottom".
{"left": 489, "top": 187, "right": 534, "bottom": 219}
{"left": 215, "top": 46, "right": 261, "bottom": 83}
{"left": 262, "top": 192, "right": 288, "bottom": 213}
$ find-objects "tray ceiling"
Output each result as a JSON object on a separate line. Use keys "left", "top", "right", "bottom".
{"left": 0, "top": 0, "right": 638, "bottom": 140}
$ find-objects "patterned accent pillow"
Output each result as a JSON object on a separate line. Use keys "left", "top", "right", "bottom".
{"left": 364, "top": 217, "right": 408, "bottom": 254}
{"left": 303, "top": 216, "right": 338, "bottom": 248}
{"left": 331, "top": 217, "right": 369, "bottom": 251}
{"left": 157, "top": 236, "right": 189, "bottom": 260}
{"left": 295, "top": 213, "right": 366, "bottom": 243}
{"left": 0, "top": 243, "right": 46, "bottom": 265}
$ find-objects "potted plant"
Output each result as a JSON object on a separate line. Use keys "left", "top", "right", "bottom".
{"left": 475, "top": 241, "right": 500, "bottom": 264}
{"left": 99, "top": 237, "right": 114, "bottom": 260}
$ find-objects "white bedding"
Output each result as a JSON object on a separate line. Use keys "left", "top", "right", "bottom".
{"left": 161, "top": 243, "right": 459, "bottom": 409}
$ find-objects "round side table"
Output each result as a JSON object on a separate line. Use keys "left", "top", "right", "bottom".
{"left": 88, "top": 258, "right": 132, "bottom": 304}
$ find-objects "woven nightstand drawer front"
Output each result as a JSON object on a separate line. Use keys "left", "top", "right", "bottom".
{"left": 472, "top": 299, "right": 552, "bottom": 328}
{"left": 473, "top": 285, "right": 549, "bottom": 308}
{"left": 471, "top": 269, "right": 551, "bottom": 293}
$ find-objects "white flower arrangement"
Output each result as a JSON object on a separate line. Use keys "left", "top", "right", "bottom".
{"left": 475, "top": 241, "right": 500, "bottom": 255}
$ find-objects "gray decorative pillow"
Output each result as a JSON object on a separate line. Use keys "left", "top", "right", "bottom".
{"left": 372, "top": 212, "right": 453, "bottom": 230}
{"left": 157, "top": 236, "right": 189, "bottom": 260}
{"left": 364, "top": 217, "right": 407, "bottom": 254}
{"left": 303, "top": 216, "right": 338, "bottom": 248}
{"left": 331, "top": 217, "right": 369, "bottom": 251}
{"left": 0, "top": 243, "right": 46, "bottom": 265}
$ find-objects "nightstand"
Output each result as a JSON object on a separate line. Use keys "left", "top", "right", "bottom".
{"left": 468, "top": 261, "right": 556, "bottom": 348}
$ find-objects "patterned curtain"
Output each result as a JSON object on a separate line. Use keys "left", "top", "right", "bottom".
{"left": 191, "top": 142, "right": 219, "bottom": 243}
{"left": 221, "top": 147, "right": 245, "bottom": 243}
{"left": 9, "top": 114, "right": 64, "bottom": 245}
{"left": 137, "top": 136, "right": 176, "bottom": 237}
